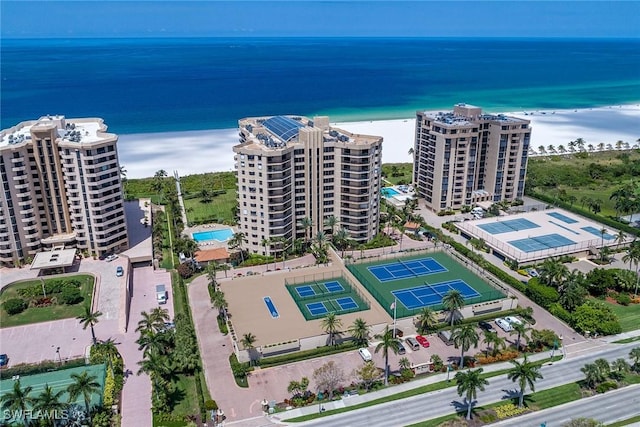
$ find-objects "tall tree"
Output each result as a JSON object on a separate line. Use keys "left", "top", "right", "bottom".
{"left": 442, "top": 289, "right": 465, "bottom": 328}
{"left": 206, "top": 262, "right": 219, "bottom": 291}
{"left": 211, "top": 290, "right": 228, "bottom": 321}
{"left": 332, "top": 228, "right": 350, "bottom": 258}
{"left": 509, "top": 322, "right": 531, "bottom": 352}
{"left": 136, "top": 309, "right": 169, "bottom": 335}
{"left": 581, "top": 362, "right": 606, "bottom": 389}
{"left": 455, "top": 368, "right": 489, "bottom": 420}
{"left": 0, "top": 380, "right": 34, "bottom": 427}
{"left": 507, "top": 356, "right": 544, "bottom": 408}
{"left": 349, "top": 318, "right": 370, "bottom": 347}
{"left": 228, "top": 232, "right": 247, "bottom": 264}
{"left": 630, "top": 347, "right": 640, "bottom": 371}
{"left": 324, "top": 215, "right": 339, "bottom": 235}
{"left": 321, "top": 312, "right": 343, "bottom": 347}
{"left": 300, "top": 216, "right": 313, "bottom": 247}
{"left": 76, "top": 305, "right": 103, "bottom": 345}
{"left": 622, "top": 241, "right": 640, "bottom": 297}
{"left": 67, "top": 371, "right": 101, "bottom": 418}
{"left": 482, "top": 330, "right": 505, "bottom": 357}
{"left": 33, "top": 384, "right": 67, "bottom": 427}
{"left": 452, "top": 324, "right": 479, "bottom": 368}
{"left": 241, "top": 332, "right": 258, "bottom": 365}
{"left": 374, "top": 326, "right": 401, "bottom": 386}
{"left": 415, "top": 307, "right": 437, "bottom": 334}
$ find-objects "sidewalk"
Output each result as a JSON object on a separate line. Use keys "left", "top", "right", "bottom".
{"left": 271, "top": 349, "right": 555, "bottom": 423}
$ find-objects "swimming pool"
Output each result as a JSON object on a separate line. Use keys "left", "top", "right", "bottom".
{"left": 192, "top": 228, "right": 234, "bottom": 243}
{"left": 381, "top": 187, "right": 401, "bottom": 197}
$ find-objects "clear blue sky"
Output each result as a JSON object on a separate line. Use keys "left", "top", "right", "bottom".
{"left": 2, "top": 1, "right": 639, "bottom": 39}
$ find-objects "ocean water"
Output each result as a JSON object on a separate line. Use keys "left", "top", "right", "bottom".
{"left": 2, "top": 37, "right": 639, "bottom": 133}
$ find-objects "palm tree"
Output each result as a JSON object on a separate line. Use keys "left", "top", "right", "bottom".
{"left": 241, "top": 332, "right": 258, "bottom": 365}
{"left": 509, "top": 322, "right": 531, "bottom": 351}
{"left": 581, "top": 362, "right": 606, "bottom": 389}
{"left": 136, "top": 309, "right": 168, "bottom": 334}
{"left": 206, "top": 262, "right": 219, "bottom": 290}
{"left": 324, "top": 215, "right": 339, "bottom": 235}
{"left": 77, "top": 305, "right": 102, "bottom": 345}
{"left": 67, "top": 371, "right": 101, "bottom": 418}
{"left": 218, "top": 263, "right": 231, "bottom": 278}
{"left": 95, "top": 337, "right": 120, "bottom": 372}
{"left": 261, "top": 237, "right": 270, "bottom": 257}
{"left": 630, "top": 347, "right": 640, "bottom": 371}
{"left": 136, "top": 329, "right": 171, "bottom": 356}
{"left": 33, "top": 384, "right": 67, "bottom": 426}
{"left": 152, "top": 169, "right": 168, "bottom": 203}
{"left": 539, "top": 258, "right": 568, "bottom": 288}
{"left": 228, "top": 232, "right": 247, "bottom": 264}
{"left": 332, "top": 228, "right": 350, "bottom": 258}
{"left": 452, "top": 325, "right": 479, "bottom": 368}
{"left": 349, "top": 318, "right": 370, "bottom": 347}
{"left": 482, "top": 330, "right": 505, "bottom": 357}
{"left": 442, "top": 289, "right": 465, "bottom": 328}
{"left": 615, "top": 230, "right": 626, "bottom": 249}
{"left": 508, "top": 356, "right": 543, "bottom": 408}
{"left": 137, "top": 350, "right": 177, "bottom": 402}
{"left": 0, "top": 380, "right": 34, "bottom": 426}
{"left": 321, "top": 312, "right": 342, "bottom": 346}
{"left": 600, "top": 227, "right": 608, "bottom": 249}
{"left": 374, "top": 325, "right": 400, "bottom": 386}
{"left": 622, "top": 241, "right": 640, "bottom": 297}
{"left": 610, "top": 358, "right": 630, "bottom": 380}
{"left": 455, "top": 368, "right": 489, "bottom": 420}
{"left": 415, "top": 307, "right": 437, "bottom": 334}
{"left": 212, "top": 290, "right": 228, "bottom": 320}
{"left": 300, "top": 216, "right": 313, "bottom": 247}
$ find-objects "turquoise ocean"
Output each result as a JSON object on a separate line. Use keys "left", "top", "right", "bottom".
{"left": 2, "top": 37, "right": 639, "bottom": 133}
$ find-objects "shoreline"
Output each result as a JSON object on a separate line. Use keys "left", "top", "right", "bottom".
{"left": 119, "top": 104, "right": 640, "bottom": 179}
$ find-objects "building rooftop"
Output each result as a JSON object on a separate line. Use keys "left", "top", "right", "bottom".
{"left": 420, "top": 104, "right": 529, "bottom": 126}
{"left": 1, "top": 115, "right": 112, "bottom": 148}
{"left": 237, "top": 115, "right": 381, "bottom": 151}
{"left": 30, "top": 246, "right": 76, "bottom": 270}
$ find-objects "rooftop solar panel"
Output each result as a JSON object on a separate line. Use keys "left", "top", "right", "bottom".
{"left": 263, "top": 116, "right": 304, "bottom": 142}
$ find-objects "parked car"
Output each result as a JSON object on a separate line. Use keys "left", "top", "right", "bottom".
{"left": 495, "top": 318, "right": 513, "bottom": 332}
{"left": 478, "top": 321, "right": 494, "bottom": 332}
{"left": 405, "top": 337, "right": 420, "bottom": 351}
{"left": 415, "top": 335, "right": 430, "bottom": 348}
{"left": 116, "top": 266, "right": 124, "bottom": 277}
{"left": 105, "top": 254, "right": 118, "bottom": 262}
{"left": 397, "top": 342, "right": 406, "bottom": 355}
{"left": 504, "top": 316, "right": 523, "bottom": 326}
{"left": 358, "top": 348, "right": 372, "bottom": 361}
{"left": 0, "top": 354, "right": 8, "bottom": 367}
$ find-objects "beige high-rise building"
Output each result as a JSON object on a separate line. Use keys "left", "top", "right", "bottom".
{"left": 233, "top": 115, "right": 382, "bottom": 256}
{"left": 0, "top": 115, "right": 129, "bottom": 266}
{"left": 413, "top": 104, "right": 531, "bottom": 212}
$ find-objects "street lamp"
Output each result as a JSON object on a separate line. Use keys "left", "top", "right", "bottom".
{"left": 446, "top": 363, "right": 452, "bottom": 382}
{"left": 56, "top": 347, "right": 61, "bottom": 365}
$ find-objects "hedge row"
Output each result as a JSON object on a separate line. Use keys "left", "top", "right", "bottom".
{"left": 0, "top": 358, "right": 87, "bottom": 380}
{"left": 257, "top": 342, "right": 360, "bottom": 368}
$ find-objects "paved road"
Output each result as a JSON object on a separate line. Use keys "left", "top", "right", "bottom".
{"left": 491, "top": 384, "right": 640, "bottom": 426}
{"left": 283, "top": 343, "right": 638, "bottom": 427}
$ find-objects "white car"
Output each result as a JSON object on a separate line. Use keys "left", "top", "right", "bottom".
{"left": 105, "top": 254, "right": 118, "bottom": 262}
{"left": 358, "top": 348, "right": 372, "bottom": 362}
{"left": 504, "top": 316, "right": 523, "bottom": 326}
{"left": 495, "top": 318, "right": 513, "bottom": 332}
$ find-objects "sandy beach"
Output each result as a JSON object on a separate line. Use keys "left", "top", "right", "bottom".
{"left": 118, "top": 104, "right": 640, "bottom": 178}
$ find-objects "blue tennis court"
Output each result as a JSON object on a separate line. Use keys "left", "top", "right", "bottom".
{"left": 305, "top": 297, "right": 359, "bottom": 317}
{"left": 477, "top": 218, "right": 540, "bottom": 235}
{"left": 367, "top": 257, "right": 447, "bottom": 282}
{"left": 581, "top": 226, "right": 615, "bottom": 240}
{"left": 392, "top": 279, "right": 480, "bottom": 310}
{"left": 508, "top": 233, "right": 576, "bottom": 253}
{"left": 306, "top": 302, "right": 328, "bottom": 316}
{"left": 546, "top": 211, "right": 578, "bottom": 224}
{"left": 336, "top": 297, "right": 358, "bottom": 310}
{"left": 295, "top": 281, "right": 345, "bottom": 298}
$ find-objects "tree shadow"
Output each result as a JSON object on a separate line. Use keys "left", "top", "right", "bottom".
{"left": 166, "top": 385, "right": 187, "bottom": 412}
{"left": 500, "top": 388, "right": 520, "bottom": 401}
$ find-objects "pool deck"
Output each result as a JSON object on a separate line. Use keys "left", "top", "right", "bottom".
{"left": 183, "top": 223, "right": 236, "bottom": 249}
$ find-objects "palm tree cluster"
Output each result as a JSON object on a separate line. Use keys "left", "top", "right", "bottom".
{"left": 610, "top": 182, "right": 640, "bottom": 221}
{"left": 1, "top": 372, "right": 101, "bottom": 425}
{"left": 581, "top": 356, "right": 631, "bottom": 390}
{"left": 135, "top": 308, "right": 201, "bottom": 411}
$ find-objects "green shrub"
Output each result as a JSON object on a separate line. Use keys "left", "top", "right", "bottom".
{"left": 60, "top": 286, "right": 84, "bottom": 305}
{"left": 572, "top": 300, "right": 622, "bottom": 335}
{"left": 615, "top": 293, "right": 631, "bottom": 306}
{"left": 548, "top": 303, "right": 573, "bottom": 324}
{"left": 3, "top": 298, "right": 27, "bottom": 315}
{"left": 257, "top": 342, "right": 359, "bottom": 368}
{"left": 525, "top": 279, "right": 560, "bottom": 307}
{"left": 595, "top": 380, "right": 618, "bottom": 393}
{"left": 204, "top": 399, "right": 218, "bottom": 410}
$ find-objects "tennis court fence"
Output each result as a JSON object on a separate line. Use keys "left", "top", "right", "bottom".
{"left": 345, "top": 246, "right": 440, "bottom": 266}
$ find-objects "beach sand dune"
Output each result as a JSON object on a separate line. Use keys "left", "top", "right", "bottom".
{"left": 119, "top": 105, "right": 640, "bottom": 179}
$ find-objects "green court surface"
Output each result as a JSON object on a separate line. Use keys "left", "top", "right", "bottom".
{"left": 285, "top": 277, "right": 370, "bottom": 321}
{"left": 0, "top": 364, "right": 105, "bottom": 409}
{"left": 347, "top": 251, "right": 505, "bottom": 318}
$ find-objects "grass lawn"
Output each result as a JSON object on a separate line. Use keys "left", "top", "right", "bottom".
{"left": 600, "top": 300, "right": 640, "bottom": 332}
{"left": 609, "top": 415, "right": 640, "bottom": 427}
{"left": 381, "top": 163, "right": 412, "bottom": 186}
{"left": 183, "top": 190, "right": 236, "bottom": 225}
{"left": 0, "top": 274, "right": 95, "bottom": 328}
{"left": 406, "top": 382, "right": 583, "bottom": 427}
{"left": 170, "top": 374, "right": 200, "bottom": 417}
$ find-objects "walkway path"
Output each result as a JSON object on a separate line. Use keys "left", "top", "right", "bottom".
{"left": 174, "top": 171, "right": 189, "bottom": 228}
